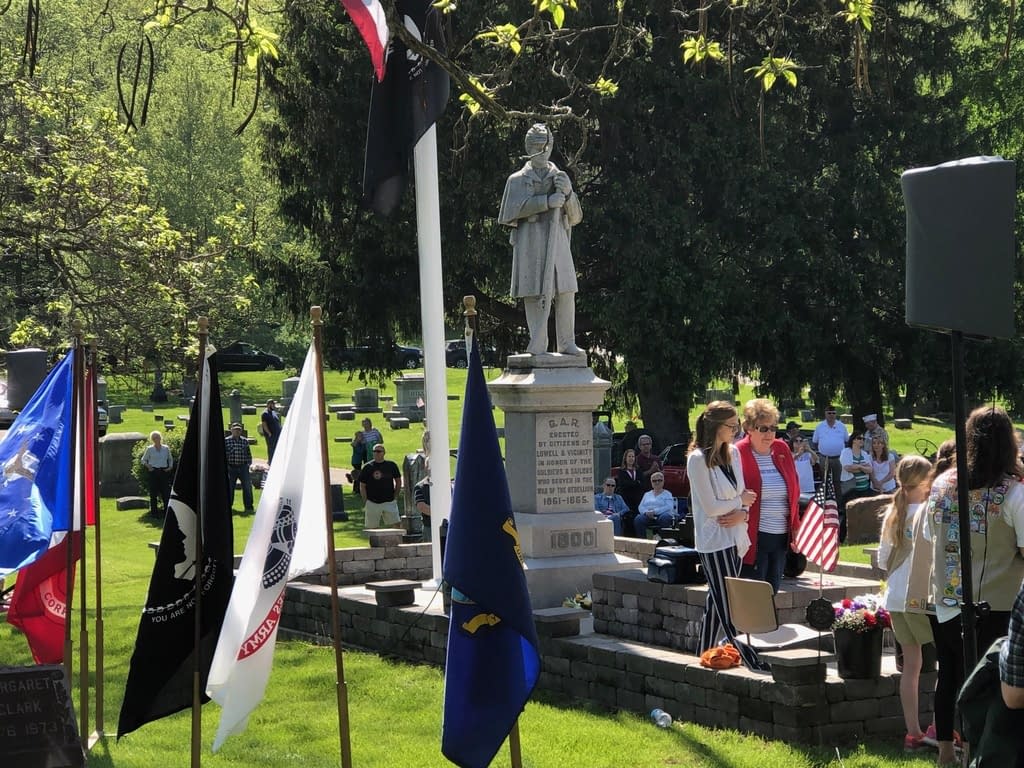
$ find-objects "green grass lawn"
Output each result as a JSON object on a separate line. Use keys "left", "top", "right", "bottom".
{"left": 1, "top": 500, "right": 931, "bottom": 767}
{"left": 1, "top": 368, "right": 973, "bottom": 765}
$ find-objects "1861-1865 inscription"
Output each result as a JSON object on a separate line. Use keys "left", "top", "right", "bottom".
{"left": 535, "top": 413, "right": 593, "bottom": 511}
{"left": 0, "top": 665, "right": 84, "bottom": 767}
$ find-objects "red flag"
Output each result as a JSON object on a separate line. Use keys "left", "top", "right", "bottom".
{"left": 339, "top": 0, "right": 388, "bottom": 81}
{"left": 794, "top": 467, "right": 840, "bottom": 571}
{"left": 7, "top": 531, "right": 81, "bottom": 663}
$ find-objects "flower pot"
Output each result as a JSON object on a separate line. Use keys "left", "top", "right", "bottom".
{"left": 834, "top": 626, "right": 883, "bottom": 679}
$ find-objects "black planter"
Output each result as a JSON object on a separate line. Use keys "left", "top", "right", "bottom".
{"left": 834, "top": 626, "right": 883, "bottom": 679}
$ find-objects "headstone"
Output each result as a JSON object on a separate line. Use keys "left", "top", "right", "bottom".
{"left": 393, "top": 375, "right": 425, "bottom": 423}
{"left": 106, "top": 404, "right": 124, "bottom": 424}
{"left": 705, "top": 388, "right": 731, "bottom": 404}
{"left": 0, "top": 665, "right": 85, "bottom": 768}
{"left": 489, "top": 356, "right": 639, "bottom": 608}
{"left": 95, "top": 376, "right": 107, "bottom": 405}
{"left": 353, "top": 387, "right": 379, "bottom": 412}
{"left": 281, "top": 376, "right": 300, "bottom": 405}
{"left": 228, "top": 389, "right": 243, "bottom": 426}
{"left": 98, "top": 432, "right": 146, "bottom": 497}
{"left": 6, "top": 348, "right": 48, "bottom": 410}
{"left": 800, "top": 409, "right": 815, "bottom": 422}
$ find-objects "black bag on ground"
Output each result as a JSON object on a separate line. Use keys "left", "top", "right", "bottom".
{"left": 957, "top": 637, "right": 1024, "bottom": 767}
{"left": 647, "top": 544, "right": 704, "bottom": 585}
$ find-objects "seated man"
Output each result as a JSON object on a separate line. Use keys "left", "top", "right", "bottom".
{"left": 634, "top": 472, "right": 677, "bottom": 538}
{"left": 593, "top": 477, "right": 628, "bottom": 536}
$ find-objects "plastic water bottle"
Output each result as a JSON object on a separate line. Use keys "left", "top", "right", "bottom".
{"left": 650, "top": 708, "right": 672, "bottom": 728}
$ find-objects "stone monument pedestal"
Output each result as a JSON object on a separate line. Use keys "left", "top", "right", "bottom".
{"left": 490, "top": 354, "right": 638, "bottom": 608}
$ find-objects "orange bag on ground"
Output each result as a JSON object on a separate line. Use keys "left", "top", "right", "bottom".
{"left": 700, "top": 644, "right": 742, "bottom": 669}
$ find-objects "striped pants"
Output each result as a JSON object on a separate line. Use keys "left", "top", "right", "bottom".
{"left": 698, "top": 546, "right": 762, "bottom": 670}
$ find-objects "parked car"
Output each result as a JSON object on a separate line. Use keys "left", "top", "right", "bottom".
{"left": 96, "top": 403, "right": 108, "bottom": 437}
{"left": 214, "top": 341, "right": 285, "bottom": 372}
{"left": 658, "top": 443, "right": 691, "bottom": 500}
{"left": 335, "top": 342, "right": 422, "bottom": 370}
{"left": 444, "top": 339, "right": 500, "bottom": 368}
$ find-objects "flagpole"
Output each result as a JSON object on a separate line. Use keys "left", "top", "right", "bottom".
{"left": 89, "top": 339, "right": 105, "bottom": 742}
{"left": 192, "top": 316, "right": 209, "bottom": 768}
{"left": 77, "top": 327, "right": 91, "bottom": 744}
{"left": 413, "top": 125, "right": 452, "bottom": 584}
{"left": 64, "top": 325, "right": 82, "bottom": 704}
{"left": 509, "top": 721, "right": 523, "bottom": 768}
{"left": 311, "top": 306, "right": 353, "bottom": 768}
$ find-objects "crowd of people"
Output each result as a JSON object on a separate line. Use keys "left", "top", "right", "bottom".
{"left": 594, "top": 400, "right": 1024, "bottom": 763}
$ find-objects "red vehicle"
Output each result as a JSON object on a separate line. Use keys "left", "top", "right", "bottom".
{"left": 657, "top": 443, "right": 691, "bottom": 500}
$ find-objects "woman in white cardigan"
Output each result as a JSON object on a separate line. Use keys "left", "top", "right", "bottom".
{"left": 686, "top": 400, "right": 762, "bottom": 670}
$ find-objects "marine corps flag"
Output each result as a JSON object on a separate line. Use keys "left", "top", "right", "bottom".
{"left": 117, "top": 353, "right": 234, "bottom": 738}
{"left": 363, "top": 0, "right": 449, "bottom": 215}
{"left": 441, "top": 338, "right": 539, "bottom": 768}
{"left": 207, "top": 343, "right": 328, "bottom": 751}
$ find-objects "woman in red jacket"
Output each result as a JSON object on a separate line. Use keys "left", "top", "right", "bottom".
{"left": 735, "top": 399, "right": 801, "bottom": 593}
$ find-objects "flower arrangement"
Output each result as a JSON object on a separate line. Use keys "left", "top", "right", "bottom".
{"left": 562, "top": 591, "right": 592, "bottom": 610}
{"left": 832, "top": 594, "right": 891, "bottom": 633}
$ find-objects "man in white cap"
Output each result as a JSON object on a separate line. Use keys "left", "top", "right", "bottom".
{"left": 862, "top": 413, "right": 888, "bottom": 456}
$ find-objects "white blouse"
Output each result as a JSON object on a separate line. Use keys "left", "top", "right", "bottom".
{"left": 686, "top": 445, "right": 751, "bottom": 557}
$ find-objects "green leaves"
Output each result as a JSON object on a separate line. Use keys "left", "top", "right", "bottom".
{"left": 591, "top": 76, "right": 619, "bottom": 97}
{"left": 533, "top": 0, "right": 578, "bottom": 30}
{"left": 746, "top": 56, "right": 799, "bottom": 91}
{"left": 459, "top": 76, "right": 494, "bottom": 115}
{"left": 475, "top": 24, "right": 523, "bottom": 55}
{"left": 680, "top": 35, "right": 725, "bottom": 66}
{"left": 840, "top": 0, "right": 874, "bottom": 31}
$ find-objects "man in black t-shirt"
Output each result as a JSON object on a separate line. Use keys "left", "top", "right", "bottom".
{"left": 359, "top": 444, "right": 402, "bottom": 530}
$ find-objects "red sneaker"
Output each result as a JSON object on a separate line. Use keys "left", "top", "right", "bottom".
{"left": 923, "top": 724, "right": 962, "bottom": 748}
{"left": 903, "top": 732, "right": 928, "bottom": 752}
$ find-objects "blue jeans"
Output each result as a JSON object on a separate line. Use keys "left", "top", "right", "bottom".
{"left": 227, "top": 464, "right": 253, "bottom": 511}
{"left": 634, "top": 510, "right": 676, "bottom": 538}
{"left": 750, "top": 531, "right": 789, "bottom": 594}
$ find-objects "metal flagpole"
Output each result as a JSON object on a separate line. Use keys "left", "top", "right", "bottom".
{"left": 61, "top": 325, "right": 79, "bottom": 692}
{"left": 312, "top": 307, "right": 353, "bottom": 768}
{"left": 89, "top": 339, "right": 105, "bottom": 743}
{"left": 191, "top": 316, "right": 209, "bottom": 768}
{"left": 413, "top": 125, "right": 452, "bottom": 584}
{"left": 72, "top": 321, "right": 90, "bottom": 741}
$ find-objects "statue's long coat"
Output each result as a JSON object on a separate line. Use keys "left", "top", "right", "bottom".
{"left": 498, "top": 161, "right": 583, "bottom": 298}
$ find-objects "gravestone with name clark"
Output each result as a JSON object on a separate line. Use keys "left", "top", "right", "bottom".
{"left": 0, "top": 665, "right": 84, "bottom": 767}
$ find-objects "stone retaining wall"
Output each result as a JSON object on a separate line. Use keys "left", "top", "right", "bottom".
{"left": 277, "top": 580, "right": 934, "bottom": 746}
{"left": 591, "top": 569, "right": 876, "bottom": 653}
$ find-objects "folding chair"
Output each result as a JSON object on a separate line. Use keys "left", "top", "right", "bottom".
{"left": 724, "top": 577, "right": 821, "bottom": 651}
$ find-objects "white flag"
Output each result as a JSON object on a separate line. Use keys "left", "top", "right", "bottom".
{"left": 207, "top": 343, "right": 329, "bottom": 751}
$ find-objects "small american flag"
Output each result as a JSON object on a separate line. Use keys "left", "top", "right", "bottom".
{"left": 794, "top": 466, "right": 840, "bottom": 571}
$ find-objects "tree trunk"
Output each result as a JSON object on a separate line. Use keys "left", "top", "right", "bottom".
{"left": 635, "top": 376, "right": 691, "bottom": 449}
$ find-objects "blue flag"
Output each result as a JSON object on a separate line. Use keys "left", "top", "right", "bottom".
{"left": 442, "top": 338, "right": 539, "bottom": 768}
{"left": 0, "top": 350, "right": 75, "bottom": 577}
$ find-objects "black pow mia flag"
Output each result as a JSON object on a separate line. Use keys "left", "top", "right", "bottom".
{"left": 363, "top": 0, "right": 450, "bottom": 216}
{"left": 117, "top": 353, "right": 234, "bottom": 738}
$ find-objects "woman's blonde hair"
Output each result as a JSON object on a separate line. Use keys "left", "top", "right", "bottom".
{"left": 879, "top": 455, "right": 933, "bottom": 571}
{"left": 741, "top": 398, "right": 780, "bottom": 432}
{"left": 690, "top": 400, "right": 737, "bottom": 468}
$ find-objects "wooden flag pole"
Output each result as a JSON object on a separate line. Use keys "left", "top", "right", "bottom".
{"left": 191, "top": 316, "right": 209, "bottom": 768}
{"left": 311, "top": 307, "right": 353, "bottom": 768}
{"left": 509, "top": 720, "right": 523, "bottom": 768}
{"left": 89, "top": 339, "right": 105, "bottom": 743}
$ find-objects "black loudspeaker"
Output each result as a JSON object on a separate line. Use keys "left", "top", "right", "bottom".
{"left": 902, "top": 156, "right": 1016, "bottom": 339}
